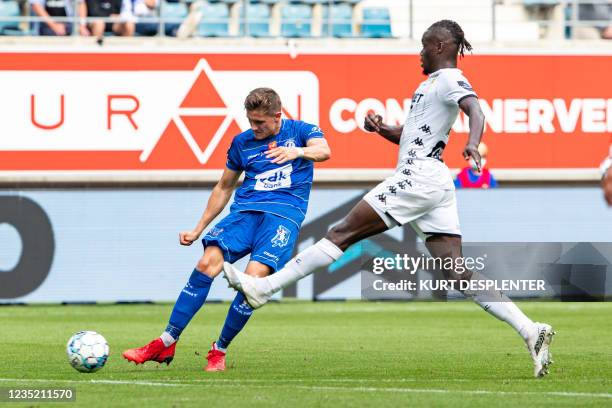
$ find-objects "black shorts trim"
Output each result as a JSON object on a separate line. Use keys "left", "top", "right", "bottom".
{"left": 384, "top": 211, "right": 402, "bottom": 226}
{"left": 423, "top": 232, "right": 462, "bottom": 239}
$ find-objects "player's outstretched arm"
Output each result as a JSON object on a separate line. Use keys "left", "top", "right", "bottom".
{"left": 459, "top": 96, "right": 485, "bottom": 171}
{"left": 364, "top": 113, "right": 403, "bottom": 145}
{"left": 179, "top": 167, "right": 242, "bottom": 246}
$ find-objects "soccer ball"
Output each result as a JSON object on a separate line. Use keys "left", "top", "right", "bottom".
{"left": 66, "top": 331, "right": 109, "bottom": 373}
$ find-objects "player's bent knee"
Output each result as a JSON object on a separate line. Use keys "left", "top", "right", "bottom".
{"left": 196, "top": 249, "right": 224, "bottom": 278}
{"left": 325, "top": 223, "right": 353, "bottom": 251}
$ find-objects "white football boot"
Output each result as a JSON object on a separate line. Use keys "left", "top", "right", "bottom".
{"left": 526, "top": 322, "right": 555, "bottom": 378}
{"left": 222, "top": 262, "right": 272, "bottom": 309}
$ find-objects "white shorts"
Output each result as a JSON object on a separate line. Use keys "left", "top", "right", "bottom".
{"left": 363, "top": 172, "right": 461, "bottom": 238}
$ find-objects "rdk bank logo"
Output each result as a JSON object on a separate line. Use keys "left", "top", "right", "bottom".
{"left": 0, "top": 58, "right": 319, "bottom": 170}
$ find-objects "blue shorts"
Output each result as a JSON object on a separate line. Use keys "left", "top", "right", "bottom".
{"left": 202, "top": 211, "right": 300, "bottom": 272}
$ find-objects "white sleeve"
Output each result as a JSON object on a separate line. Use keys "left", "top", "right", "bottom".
{"left": 437, "top": 71, "right": 477, "bottom": 105}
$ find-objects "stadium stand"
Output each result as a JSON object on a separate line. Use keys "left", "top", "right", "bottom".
{"left": 0, "top": 0, "right": 609, "bottom": 40}
{"left": 160, "top": 1, "right": 188, "bottom": 26}
{"left": 320, "top": 2, "right": 353, "bottom": 37}
{"left": 360, "top": 6, "right": 392, "bottom": 37}
{"left": 239, "top": 1, "right": 271, "bottom": 37}
{"left": 197, "top": 1, "right": 230, "bottom": 37}
{"left": 0, "top": 0, "right": 21, "bottom": 35}
{"left": 281, "top": 2, "right": 312, "bottom": 37}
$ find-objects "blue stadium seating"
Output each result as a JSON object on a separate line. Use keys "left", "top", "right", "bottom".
{"left": 160, "top": 1, "right": 188, "bottom": 25}
{"left": 240, "top": 2, "right": 271, "bottom": 37}
{"left": 361, "top": 7, "right": 392, "bottom": 38}
{"left": 523, "top": 0, "right": 560, "bottom": 5}
{"left": 197, "top": 2, "right": 230, "bottom": 37}
{"left": 281, "top": 3, "right": 312, "bottom": 37}
{"left": 321, "top": 3, "right": 353, "bottom": 37}
{"left": 0, "top": 0, "right": 20, "bottom": 35}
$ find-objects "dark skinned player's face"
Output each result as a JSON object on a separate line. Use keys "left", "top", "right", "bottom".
{"left": 419, "top": 30, "right": 437, "bottom": 75}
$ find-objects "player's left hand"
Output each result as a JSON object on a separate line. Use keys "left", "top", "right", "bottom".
{"left": 463, "top": 144, "right": 481, "bottom": 172}
{"left": 266, "top": 147, "right": 300, "bottom": 164}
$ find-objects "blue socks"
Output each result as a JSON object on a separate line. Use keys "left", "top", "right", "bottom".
{"left": 216, "top": 292, "right": 254, "bottom": 350}
{"left": 165, "top": 269, "right": 213, "bottom": 341}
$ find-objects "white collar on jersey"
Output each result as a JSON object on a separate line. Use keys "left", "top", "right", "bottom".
{"left": 428, "top": 67, "right": 462, "bottom": 78}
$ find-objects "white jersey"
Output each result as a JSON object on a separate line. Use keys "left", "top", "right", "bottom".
{"left": 396, "top": 68, "right": 477, "bottom": 189}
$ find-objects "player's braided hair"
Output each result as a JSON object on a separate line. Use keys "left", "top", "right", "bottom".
{"left": 430, "top": 20, "right": 472, "bottom": 58}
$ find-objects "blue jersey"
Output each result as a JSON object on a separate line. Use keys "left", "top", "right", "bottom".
{"left": 226, "top": 119, "right": 324, "bottom": 227}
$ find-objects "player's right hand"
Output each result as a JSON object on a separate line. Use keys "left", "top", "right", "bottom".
{"left": 364, "top": 112, "right": 382, "bottom": 132}
{"left": 179, "top": 230, "right": 200, "bottom": 246}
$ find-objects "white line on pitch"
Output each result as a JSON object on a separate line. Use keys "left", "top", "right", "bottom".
{"left": 0, "top": 378, "right": 610, "bottom": 399}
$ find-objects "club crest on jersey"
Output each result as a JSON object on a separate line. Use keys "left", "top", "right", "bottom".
{"left": 284, "top": 139, "right": 296, "bottom": 148}
{"left": 268, "top": 141, "right": 277, "bottom": 149}
{"left": 271, "top": 225, "right": 291, "bottom": 248}
{"left": 255, "top": 163, "right": 293, "bottom": 191}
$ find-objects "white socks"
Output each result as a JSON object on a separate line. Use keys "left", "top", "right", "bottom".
{"left": 266, "top": 238, "right": 344, "bottom": 294}
{"left": 468, "top": 275, "right": 535, "bottom": 341}
{"left": 160, "top": 331, "right": 177, "bottom": 347}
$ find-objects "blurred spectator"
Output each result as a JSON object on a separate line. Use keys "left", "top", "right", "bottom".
{"left": 455, "top": 142, "right": 498, "bottom": 189}
{"left": 30, "top": 0, "right": 90, "bottom": 36}
{"left": 87, "top": 0, "right": 134, "bottom": 37}
{"left": 602, "top": 146, "right": 612, "bottom": 205}
{"left": 120, "top": 0, "right": 178, "bottom": 36}
{"left": 573, "top": 2, "right": 612, "bottom": 39}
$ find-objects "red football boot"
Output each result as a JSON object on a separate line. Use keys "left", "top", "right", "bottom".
{"left": 205, "top": 342, "right": 226, "bottom": 372}
{"left": 122, "top": 338, "right": 176, "bottom": 365}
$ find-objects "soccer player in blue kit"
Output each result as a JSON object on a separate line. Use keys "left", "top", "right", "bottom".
{"left": 123, "top": 88, "right": 330, "bottom": 371}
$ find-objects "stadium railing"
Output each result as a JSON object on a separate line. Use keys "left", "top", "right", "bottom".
{"left": 0, "top": 0, "right": 609, "bottom": 40}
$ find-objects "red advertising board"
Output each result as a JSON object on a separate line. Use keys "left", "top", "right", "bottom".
{"left": 0, "top": 52, "right": 610, "bottom": 172}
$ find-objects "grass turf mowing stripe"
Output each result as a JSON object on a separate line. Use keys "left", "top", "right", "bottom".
{"left": 1, "top": 378, "right": 610, "bottom": 399}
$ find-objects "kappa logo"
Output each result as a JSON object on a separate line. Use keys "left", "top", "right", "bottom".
{"left": 457, "top": 81, "right": 474, "bottom": 91}
{"left": 271, "top": 225, "right": 291, "bottom": 248}
{"left": 140, "top": 59, "right": 320, "bottom": 166}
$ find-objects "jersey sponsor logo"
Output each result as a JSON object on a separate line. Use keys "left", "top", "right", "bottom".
{"left": 254, "top": 164, "right": 293, "bottom": 191}
{"left": 271, "top": 225, "right": 291, "bottom": 248}
{"left": 457, "top": 81, "right": 474, "bottom": 91}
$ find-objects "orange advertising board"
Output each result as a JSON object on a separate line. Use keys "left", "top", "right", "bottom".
{"left": 0, "top": 52, "right": 610, "bottom": 171}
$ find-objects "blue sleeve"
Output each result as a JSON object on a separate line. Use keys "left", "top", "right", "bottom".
{"left": 226, "top": 138, "right": 243, "bottom": 171}
{"left": 454, "top": 178, "right": 462, "bottom": 188}
{"left": 299, "top": 122, "right": 324, "bottom": 146}
{"left": 489, "top": 173, "right": 498, "bottom": 188}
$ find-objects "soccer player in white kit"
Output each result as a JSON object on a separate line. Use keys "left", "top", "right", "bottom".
{"left": 223, "top": 20, "right": 555, "bottom": 378}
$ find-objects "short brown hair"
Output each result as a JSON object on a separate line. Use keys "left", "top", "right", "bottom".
{"left": 244, "top": 88, "right": 282, "bottom": 115}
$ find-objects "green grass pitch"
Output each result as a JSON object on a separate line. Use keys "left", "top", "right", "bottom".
{"left": 1, "top": 302, "right": 610, "bottom": 407}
